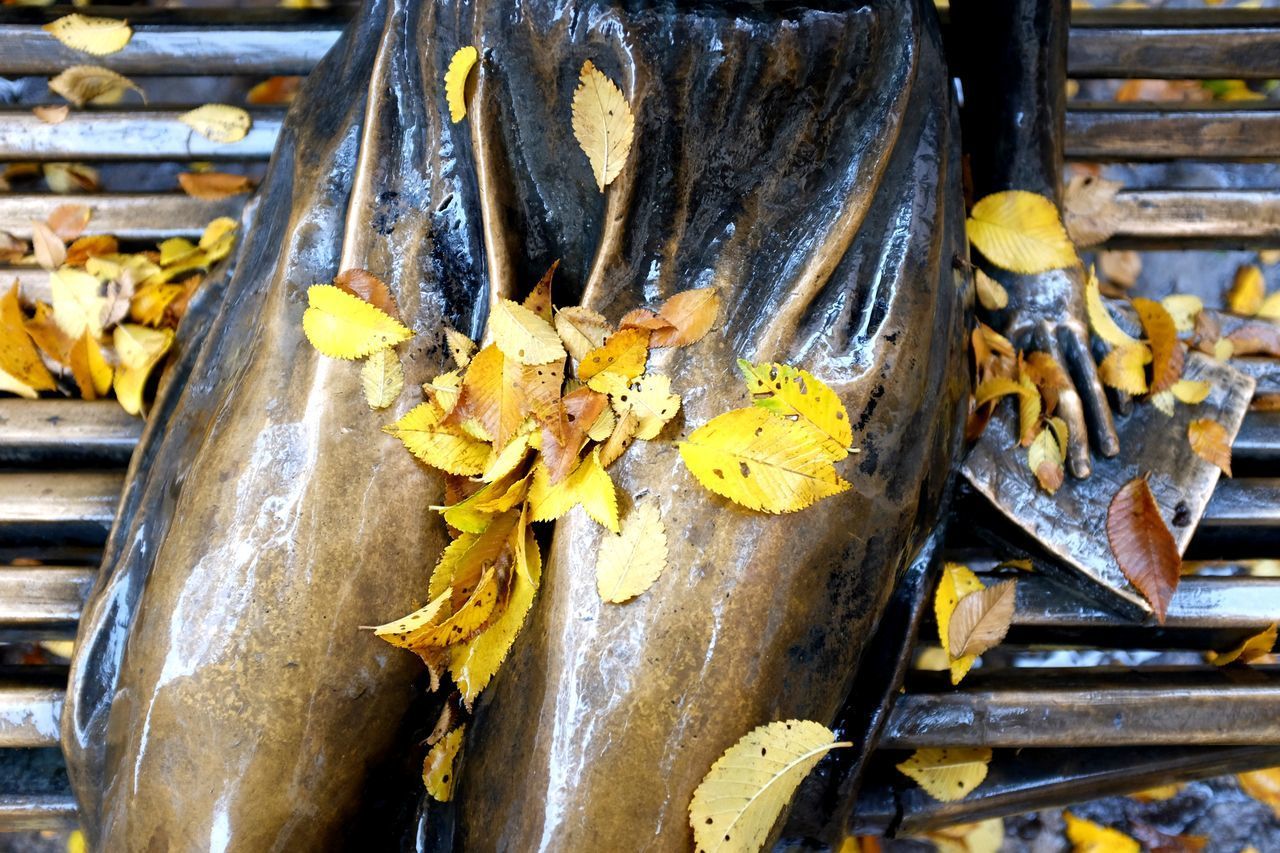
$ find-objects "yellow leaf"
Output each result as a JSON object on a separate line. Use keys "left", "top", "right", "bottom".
{"left": 48, "top": 65, "right": 144, "bottom": 107}
{"left": 1238, "top": 768, "right": 1280, "bottom": 818}
{"left": 385, "top": 402, "right": 489, "bottom": 476}
{"left": 528, "top": 448, "right": 619, "bottom": 532}
{"left": 651, "top": 287, "right": 720, "bottom": 348}
{"left": 966, "top": 190, "right": 1078, "bottom": 274}
{"left": 51, "top": 268, "right": 105, "bottom": 340}
{"left": 1085, "top": 269, "right": 1139, "bottom": 348}
{"left": 895, "top": 748, "right": 992, "bottom": 803}
{"left": 424, "top": 369, "right": 462, "bottom": 417}
{"left": 67, "top": 830, "right": 86, "bottom": 853}
{"left": 361, "top": 347, "right": 403, "bottom": 409}
{"left": 554, "top": 305, "right": 610, "bottom": 362}
{"left": 439, "top": 472, "right": 528, "bottom": 534}
{"left": 596, "top": 499, "right": 667, "bottom": 603}
{"left": 451, "top": 522, "right": 541, "bottom": 705}
{"left": 44, "top": 163, "right": 99, "bottom": 194}
{"left": 445, "top": 327, "right": 477, "bottom": 369}
{"left": 1017, "top": 372, "right": 1041, "bottom": 447}
{"left": 935, "top": 562, "right": 985, "bottom": 685}
{"left": 158, "top": 237, "right": 198, "bottom": 268}
{"left": 1099, "top": 342, "right": 1152, "bottom": 395}
{"left": 199, "top": 216, "right": 238, "bottom": 261}
{"left": 923, "top": 818, "right": 1005, "bottom": 853}
{"left": 43, "top": 14, "right": 132, "bottom": 57}
{"left": 179, "top": 104, "right": 252, "bottom": 144}
{"left": 689, "top": 720, "right": 849, "bottom": 853}
{"left": 1209, "top": 623, "right": 1276, "bottom": 666}
{"left": 70, "top": 330, "right": 113, "bottom": 399}
{"left": 34, "top": 105, "right": 69, "bottom": 125}
{"left": 0, "top": 283, "right": 55, "bottom": 394}
{"left": 1213, "top": 338, "right": 1235, "bottom": 361}
{"left": 445, "top": 46, "right": 479, "bottom": 123}
{"left": 1171, "top": 379, "right": 1211, "bottom": 404}
{"left": 489, "top": 298, "right": 565, "bottom": 365}
{"left": 483, "top": 425, "right": 534, "bottom": 483}
{"left": 679, "top": 407, "right": 851, "bottom": 514}
{"left": 571, "top": 60, "right": 635, "bottom": 192}
{"left": 1063, "top": 812, "right": 1140, "bottom": 853}
{"left": 1028, "top": 424, "right": 1065, "bottom": 495}
{"left": 580, "top": 327, "right": 649, "bottom": 386}
{"left": 737, "top": 360, "right": 851, "bottom": 459}
{"left": 611, "top": 373, "right": 681, "bottom": 441}
{"left": 1260, "top": 292, "right": 1280, "bottom": 321}
{"left": 1228, "top": 264, "right": 1265, "bottom": 316}
{"left": 423, "top": 725, "right": 464, "bottom": 802}
{"left": 1188, "top": 417, "right": 1232, "bottom": 476}
{"left": 1163, "top": 294, "right": 1203, "bottom": 333}
{"left": 973, "top": 376, "right": 1026, "bottom": 407}
{"left": 974, "top": 268, "right": 1008, "bottom": 311}
{"left": 112, "top": 324, "right": 172, "bottom": 415}
{"left": 302, "top": 284, "right": 411, "bottom": 360}
{"left": 451, "top": 344, "right": 526, "bottom": 446}
{"left": 1129, "top": 784, "right": 1183, "bottom": 802}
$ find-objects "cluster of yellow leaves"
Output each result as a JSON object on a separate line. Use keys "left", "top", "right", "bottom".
{"left": 1239, "top": 767, "right": 1280, "bottom": 819}
{"left": 933, "top": 562, "right": 1016, "bottom": 685}
{"left": 966, "top": 190, "right": 1078, "bottom": 275}
{"left": 689, "top": 720, "right": 850, "bottom": 853}
{"left": 896, "top": 747, "right": 993, "bottom": 803}
{"left": 1063, "top": 813, "right": 1140, "bottom": 853}
{"left": 678, "top": 361, "right": 853, "bottom": 514}
{"left": 969, "top": 322, "right": 1072, "bottom": 495}
{"left": 0, "top": 205, "right": 235, "bottom": 414}
{"left": 911, "top": 819, "right": 1005, "bottom": 853}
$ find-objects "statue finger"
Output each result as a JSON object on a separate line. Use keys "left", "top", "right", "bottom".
{"left": 1033, "top": 321, "right": 1092, "bottom": 478}
{"left": 1061, "top": 324, "right": 1121, "bottom": 459}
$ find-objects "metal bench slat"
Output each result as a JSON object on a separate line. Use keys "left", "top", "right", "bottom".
{"left": 1069, "top": 22, "right": 1280, "bottom": 80}
{"left": 0, "top": 109, "right": 283, "bottom": 161}
{"left": 0, "top": 472, "right": 122, "bottom": 545}
{"left": 0, "top": 194, "right": 243, "bottom": 242}
{"left": 0, "top": 567, "right": 93, "bottom": 638}
{"left": 0, "top": 688, "right": 61, "bottom": 749}
{"left": 1065, "top": 103, "right": 1280, "bottom": 161}
{"left": 0, "top": 400, "right": 141, "bottom": 466}
{"left": 1076, "top": 188, "right": 1280, "bottom": 248}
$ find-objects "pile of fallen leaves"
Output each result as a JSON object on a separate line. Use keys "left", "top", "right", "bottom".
{"left": 0, "top": 203, "right": 236, "bottom": 414}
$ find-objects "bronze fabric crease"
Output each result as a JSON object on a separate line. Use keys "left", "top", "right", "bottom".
{"left": 63, "top": 0, "right": 969, "bottom": 849}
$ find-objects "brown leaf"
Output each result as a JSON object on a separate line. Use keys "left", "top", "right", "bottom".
{"left": 1188, "top": 418, "right": 1232, "bottom": 477}
{"left": 334, "top": 268, "right": 400, "bottom": 321}
{"left": 33, "top": 105, "right": 69, "bottom": 125}
{"left": 46, "top": 203, "right": 90, "bottom": 242}
{"left": 1226, "top": 322, "right": 1280, "bottom": 357}
{"left": 178, "top": 171, "right": 254, "bottom": 200}
{"left": 947, "top": 580, "right": 1017, "bottom": 658}
{"left": 1107, "top": 475, "right": 1181, "bottom": 623}
{"left": 541, "top": 387, "right": 606, "bottom": 484}
{"left": 1062, "top": 174, "right": 1123, "bottom": 247}
{"left": 619, "top": 308, "right": 675, "bottom": 332}
{"left": 1252, "top": 393, "right": 1280, "bottom": 412}
{"left": 30, "top": 222, "right": 66, "bottom": 271}
{"left": 1097, "top": 249, "right": 1142, "bottom": 288}
{"left": 651, "top": 288, "right": 719, "bottom": 347}
{"left": 0, "top": 232, "right": 28, "bottom": 263}
{"left": 522, "top": 260, "right": 557, "bottom": 323}
{"left": 1133, "top": 297, "right": 1184, "bottom": 393}
{"left": 1023, "top": 351, "right": 1070, "bottom": 414}
{"left": 246, "top": 75, "right": 302, "bottom": 105}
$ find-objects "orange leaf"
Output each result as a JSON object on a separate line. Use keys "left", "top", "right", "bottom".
{"left": 449, "top": 344, "right": 523, "bottom": 446}
{"left": 619, "top": 308, "right": 674, "bottom": 332}
{"left": 1188, "top": 418, "right": 1232, "bottom": 477}
{"left": 246, "top": 75, "right": 301, "bottom": 105}
{"left": 578, "top": 327, "right": 650, "bottom": 384}
{"left": 541, "top": 387, "right": 606, "bottom": 484}
{"left": 1133, "top": 297, "right": 1184, "bottom": 393}
{"left": 1107, "top": 475, "right": 1181, "bottom": 623}
{"left": 65, "top": 235, "right": 117, "bottom": 267}
{"left": 46, "top": 203, "right": 90, "bottom": 242}
{"left": 69, "top": 332, "right": 112, "bottom": 400}
{"left": 23, "top": 302, "right": 75, "bottom": 367}
{"left": 178, "top": 171, "right": 254, "bottom": 200}
{"left": 1099, "top": 342, "right": 1152, "bottom": 395}
{"left": 334, "top": 268, "right": 400, "bottom": 321}
{"left": 522, "top": 260, "right": 557, "bottom": 323}
{"left": 0, "top": 283, "right": 56, "bottom": 393}
{"left": 650, "top": 288, "right": 719, "bottom": 347}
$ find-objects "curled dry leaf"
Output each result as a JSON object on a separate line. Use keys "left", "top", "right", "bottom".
{"left": 1064, "top": 813, "right": 1140, "bottom": 853}
{"left": 947, "top": 580, "right": 1017, "bottom": 659}
{"left": 47, "top": 204, "right": 90, "bottom": 242}
{"left": 179, "top": 104, "right": 252, "bottom": 144}
{"left": 30, "top": 222, "right": 66, "bottom": 271}
{"left": 679, "top": 407, "right": 850, "bottom": 514}
{"left": 895, "top": 748, "right": 992, "bottom": 803}
{"left": 301, "top": 284, "right": 411, "bottom": 360}
{"left": 423, "top": 725, "right": 464, "bottom": 802}
{"left": 1097, "top": 249, "right": 1141, "bottom": 288}
{"left": 178, "top": 171, "right": 254, "bottom": 200}
{"left": 965, "top": 190, "right": 1077, "bottom": 275}
{"left": 571, "top": 60, "right": 635, "bottom": 192}
{"left": 33, "top": 105, "right": 69, "bottom": 125}
{"left": 1062, "top": 174, "right": 1123, "bottom": 247}
{"left": 334, "top": 268, "right": 400, "bottom": 321}
{"left": 651, "top": 287, "right": 720, "bottom": 347}
{"left": 445, "top": 46, "right": 479, "bottom": 123}
{"left": 1209, "top": 623, "right": 1276, "bottom": 667}
{"left": 43, "top": 14, "right": 133, "bottom": 57}
{"left": 1187, "top": 418, "right": 1232, "bottom": 477}
{"left": 973, "top": 268, "right": 1008, "bottom": 311}
{"left": 1107, "top": 475, "right": 1181, "bottom": 623}
{"left": 689, "top": 720, "right": 849, "bottom": 853}
{"left": 48, "top": 65, "right": 144, "bottom": 107}
{"left": 934, "top": 562, "right": 985, "bottom": 685}
{"left": 596, "top": 499, "right": 668, "bottom": 603}
{"left": 361, "top": 348, "right": 404, "bottom": 410}
{"left": 1228, "top": 264, "right": 1266, "bottom": 316}
{"left": 1133, "top": 297, "right": 1184, "bottom": 393}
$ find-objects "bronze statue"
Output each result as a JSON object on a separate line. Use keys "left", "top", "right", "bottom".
{"left": 61, "top": 0, "right": 991, "bottom": 848}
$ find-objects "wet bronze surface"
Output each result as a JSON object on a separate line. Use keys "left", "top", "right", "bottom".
{"left": 64, "top": 0, "right": 968, "bottom": 849}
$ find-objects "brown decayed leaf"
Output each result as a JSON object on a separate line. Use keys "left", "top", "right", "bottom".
{"left": 178, "top": 171, "right": 254, "bottom": 200}
{"left": 1107, "top": 475, "right": 1181, "bottom": 623}
{"left": 579, "top": 326, "right": 649, "bottom": 384}
{"left": 522, "top": 260, "right": 557, "bottom": 322}
{"left": 1226, "top": 322, "right": 1280, "bottom": 358}
{"left": 334, "top": 268, "right": 400, "bottom": 321}
{"left": 46, "top": 204, "right": 91, "bottom": 242}
{"left": 619, "top": 308, "right": 674, "bottom": 332}
{"left": 33, "top": 105, "right": 69, "bottom": 125}
{"left": 651, "top": 287, "right": 719, "bottom": 348}
{"left": 1187, "top": 418, "right": 1232, "bottom": 477}
{"left": 1098, "top": 249, "right": 1141, "bottom": 288}
{"left": 31, "top": 222, "right": 66, "bottom": 271}
{"left": 947, "top": 580, "right": 1017, "bottom": 658}
{"left": 1063, "top": 175, "right": 1124, "bottom": 247}
{"left": 1133, "top": 297, "right": 1184, "bottom": 393}
{"left": 1228, "top": 264, "right": 1265, "bottom": 316}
